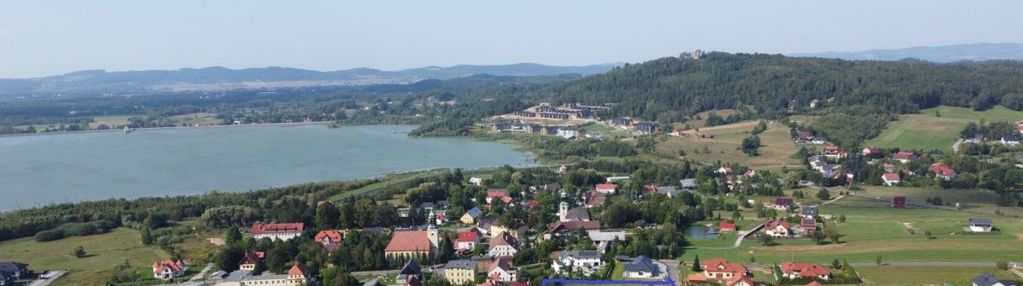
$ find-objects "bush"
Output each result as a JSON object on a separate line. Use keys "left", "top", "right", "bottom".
{"left": 34, "top": 229, "right": 65, "bottom": 242}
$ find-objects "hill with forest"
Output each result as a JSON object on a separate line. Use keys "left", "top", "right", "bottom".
{"left": 790, "top": 43, "right": 1023, "bottom": 63}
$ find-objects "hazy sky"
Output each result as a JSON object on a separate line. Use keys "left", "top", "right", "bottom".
{"left": 1, "top": 0, "right": 1021, "bottom": 78}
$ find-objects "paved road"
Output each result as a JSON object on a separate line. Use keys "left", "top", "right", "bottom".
{"left": 28, "top": 270, "right": 66, "bottom": 286}
{"left": 658, "top": 259, "right": 681, "bottom": 285}
{"left": 952, "top": 138, "right": 964, "bottom": 153}
{"left": 734, "top": 223, "right": 765, "bottom": 248}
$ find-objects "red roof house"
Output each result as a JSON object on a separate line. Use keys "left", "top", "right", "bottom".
{"left": 719, "top": 222, "right": 737, "bottom": 232}
{"left": 455, "top": 228, "right": 483, "bottom": 251}
{"left": 928, "top": 162, "right": 957, "bottom": 181}
{"left": 882, "top": 172, "right": 901, "bottom": 186}
{"left": 893, "top": 151, "right": 916, "bottom": 163}
{"left": 486, "top": 189, "right": 513, "bottom": 204}
{"left": 702, "top": 258, "right": 750, "bottom": 283}
{"left": 780, "top": 261, "right": 831, "bottom": 280}
{"left": 595, "top": 183, "right": 617, "bottom": 194}
{"left": 152, "top": 259, "right": 186, "bottom": 280}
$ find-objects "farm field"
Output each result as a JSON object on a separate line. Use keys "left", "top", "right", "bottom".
{"left": 0, "top": 228, "right": 170, "bottom": 286}
{"left": 87, "top": 115, "right": 134, "bottom": 129}
{"left": 681, "top": 197, "right": 1023, "bottom": 265}
{"left": 857, "top": 266, "right": 1016, "bottom": 286}
{"left": 579, "top": 122, "right": 631, "bottom": 138}
{"left": 169, "top": 112, "right": 222, "bottom": 126}
{"left": 864, "top": 106, "right": 1023, "bottom": 152}
{"left": 656, "top": 120, "right": 802, "bottom": 171}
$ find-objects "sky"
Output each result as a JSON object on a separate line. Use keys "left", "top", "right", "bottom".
{"left": 0, "top": 0, "right": 1021, "bottom": 78}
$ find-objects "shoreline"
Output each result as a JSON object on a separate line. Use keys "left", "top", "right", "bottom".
{"left": 0, "top": 120, "right": 333, "bottom": 138}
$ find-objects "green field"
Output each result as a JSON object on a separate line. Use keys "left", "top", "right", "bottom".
{"left": 857, "top": 266, "right": 1015, "bottom": 286}
{"left": 865, "top": 106, "right": 1023, "bottom": 152}
{"left": 0, "top": 228, "right": 170, "bottom": 286}
{"left": 655, "top": 121, "right": 802, "bottom": 171}
{"left": 579, "top": 122, "right": 631, "bottom": 138}
{"left": 682, "top": 197, "right": 1023, "bottom": 264}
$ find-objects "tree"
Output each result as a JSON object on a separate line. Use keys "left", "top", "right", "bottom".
{"left": 875, "top": 255, "right": 883, "bottom": 266}
{"left": 741, "top": 135, "right": 762, "bottom": 156}
{"left": 759, "top": 234, "right": 775, "bottom": 246}
{"left": 691, "top": 255, "right": 702, "bottom": 272}
{"left": 322, "top": 267, "right": 359, "bottom": 286}
{"left": 141, "top": 227, "right": 154, "bottom": 245}
{"left": 838, "top": 214, "right": 846, "bottom": 223}
{"left": 73, "top": 246, "right": 87, "bottom": 258}
{"left": 215, "top": 246, "right": 245, "bottom": 272}
{"left": 226, "top": 226, "right": 242, "bottom": 245}
{"left": 316, "top": 203, "right": 341, "bottom": 229}
{"left": 252, "top": 260, "right": 267, "bottom": 275}
{"left": 816, "top": 188, "right": 831, "bottom": 201}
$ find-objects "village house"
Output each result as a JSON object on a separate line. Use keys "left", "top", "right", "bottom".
{"left": 772, "top": 197, "right": 794, "bottom": 211}
{"left": 584, "top": 191, "right": 607, "bottom": 208}
{"left": 633, "top": 122, "right": 658, "bottom": 135}
{"left": 461, "top": 207, "right": 483, "bottom": 224}
{"left": 0, "top": 262, "right": 29, "bottom": 283}
{"left": 152, "top": 259, "right": 187, "bottom": 280}
{"left": 801, "top": 218, "right": 817, "bottom": 234}
{"left": 968, "top": 218, "right": 994, "bottom": 233}
{"left": 822, "top": 145, "right": 846, "bottom": 159}
{"left": 544, "top": 221, "right": 602, "bottom": 240}
{"left": 396, "top": 260, "right": 422, "bottom": 286}
{"left": 882, "top": 172, "right": 901, "bottom": 186}
{"left": 622, "top": 256, "right": 663, "bottom": 279}
{"left": 701, "top": 258, "right": 751, "bottom": 283}
{"left": 218, "top": 262, "right": 310, "bottom": 286}
{"left": 384, "top": 227, "right": 440, "bottom": 259}
{"left": 764, "top": 219, "right": 791, "bottom": 238}
{"left": 488, "top": 232, "right": 519, "bottom": 257}
{"left": 455, "top": 227, "right": 483, "bottom": 252}
{"left": 443, "top": 260, "right": 477, "bottom": 285}
{"left": 929, "top": 162, "right": 957, "bottom": 181}
{"left": 808, "top": 156, "right": 835, "bottom": 177}
{"left": 239, "top": 251, "right": 265, "bottom": 271}
{"left": 780, "top": 261, "right": 831, "bottom": 281}
{"left": 796, "top": 131, "right": 814, "bottom": 143}
{"left": 553, "top": 250, "right": 604, "bottom": 275}
{"left": 611, "top": 117, "right": 633, "bottom": 128}
{"left": 251, "top": 223, "right": 303, "bottom": 241}
{"left": 595, "top": 183, "right": 617, "bottom": 194}
{"left": 314, "top": 230, "right": 344, "bottom": 251}
{"left": 716, "top": 166, "right": 733, "bottom": 175}
{"left": 486, "top": 189, "right": 513, "bottom": 204}
{"left": 487, "top": 257, "right": 517, "bottom": 282}
{"left": 1001, "top": 135, "right": 1021, "bottom": 145}
{"left": 810, "top": 136, "right": 828, "bottom": 145}
{"left": 587, "top": 230, "right": 626, "bottom": 253}
{"left": 800, "top": 206, "right": 818, "bottom": 218}
{"left": 679, "top": 178, "right": 697, "bottom": 190}
{"left": 719, "top": 222, "right": 737, "bottom": 232}
{"left": 468, "top": 177, "right": 484, "bottom": 186}
{"left": 862, "top": 146, "right": 880, "bottom": 157}
{"left": 972, "top": 272, "right": 1022, "bottom": 286}
{"left": 892, "top": 151, "right": 917, "bottom": 163}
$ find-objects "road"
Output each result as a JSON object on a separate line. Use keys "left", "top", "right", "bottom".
{"left": 187, "top": 263, "right": 213, "bottom": 282}
{"left": 734, "top": 223, "right": 765, "bottom": 248}
{"left": 952, "top": 138, "right": 964, "bottom": 153}
{"left": 658, "top": 259, "right": 681, "bottom": 285}
{"left": 27, "top": 271, "right": 66, "bottom": 286}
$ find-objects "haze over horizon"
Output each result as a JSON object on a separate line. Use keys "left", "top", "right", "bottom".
{"left": 2, "top": 0, "right": 1022, "bottom": 78}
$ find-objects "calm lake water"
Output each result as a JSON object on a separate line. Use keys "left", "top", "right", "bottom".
{"left": 685, "top": 225, "right": 719, "bottom": 239}
{"left": 0, "top": 124, "right": 535, "bottom": 211}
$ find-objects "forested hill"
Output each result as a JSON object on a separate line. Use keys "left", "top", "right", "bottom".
{"left": 523, "top": 52, "right": 1023, "bottom": 122}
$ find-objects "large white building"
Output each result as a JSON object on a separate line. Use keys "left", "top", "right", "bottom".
{"left": 251, "top": 223, "right": 304, "bottom": 241}
{"left": 552, "top": 250, "right": 604, "bottom": 275}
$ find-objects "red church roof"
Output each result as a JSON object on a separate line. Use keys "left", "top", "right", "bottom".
{"left": 385, "top": 230, "right": 432, "bottom": 252}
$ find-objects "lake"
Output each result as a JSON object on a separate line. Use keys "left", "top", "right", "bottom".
{"left": 0, "top": 124, "right": 536, "bottom": 211}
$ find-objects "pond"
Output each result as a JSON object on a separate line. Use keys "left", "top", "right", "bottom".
{"left": 685, "top": 225, "right": 719, "bottom": 239}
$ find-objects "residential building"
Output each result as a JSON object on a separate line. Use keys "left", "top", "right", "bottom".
{"left": 1001, "top": 135, "right": 1021, "bottom": 145}
{"left": 726, "top": 276, "right": 756, "bottom": 286}
{"left": 544, "top": 221, "right": 602, "bottom": 240}
{"left": 469, "top": 177, "right": 484, "bottom": 186}
{"left": 801, "top": 218, "right": 817, "bottom": 234}
{"left": 314, "top": 230, "right": 344, "bottom": 251}
{"left": 455, "top": 228, "right": 483, "bottom": 252}
{"left": 882, "top": 173, "right": 901, "bottom": 186}
{"left": 780, "top": 261, "right": 831, "bottom": 280}
{"left": 595, "top": 183, "right": 617, "bottom": 194}
{"left": 764, "top": 219, "right": 791, "bottom": 238}
{"left": 893, "top": 151, "right": 917, "bottom": 163}
{"left": 461, "top": 207, "right": 483, "bottom": 224}
{"left": 251, "top": 223, "right": 304, "bottom": 241}
{"left": 486, "top": 189, "right": 513, "bottom": 204}
{"left": 152, "top": 259, "right": 187, "bottom": 280}
{"left": 587, "top": 230, "right": 626, "bottom": 253}
{"left": 719, "top": 222, "right": 737, "bottom": 232}
{"left": 553, "top": 250, "right": 604, "bottom": 275}
{"left": 972, "top": 272, "right": 1021, "bottom": 286}
{"left": 800, "top": 206, "right": 819, "bottom": 218}
{"left": 633, "top": 122, "right": 658, "bottom": 135}
{"left": 443, "top": 260, "right": 477, "bottom": 285}
{"left": 487, "top": 257, "right": 517, "bottom": 282}
{"left": 286, "top": 262, "right": 311, "bottom": 286}
{"left": 702, "top": 258, "right": 751, "bottom": 283}
{"left": 822, "top": 145, "right": 845, "bottom": 159}
{"left": 969, "top": 218, "right": 994, "bottom": 233}
{"left": 239, "top": 251, "right": 265, "bottom": 271}
{"left": 488, "top": 232, "right": 519, "bottom": 257}
{"left": 929, "top": 162, "right": 957, "bottom": 181}
{"left": 862, "top": 146, "right": 880, "bottom": 156}
{"left": 584, "top": 191, "right": 607, "bottom": 208}
{"left": 679, "top": 178, "right": 697, "bottom": 190}
{"left": 0, "top": 262, "right": 29, "bottom": 283}
{"left": 622, "top": 256, "right": 662, "bottom": 279}
{"left": 772, "top": 197, "right": 794, "bottom": 211}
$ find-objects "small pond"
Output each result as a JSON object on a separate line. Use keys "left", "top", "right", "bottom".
{"left": 685, "top": 225, "right": 719, "bottom": 239}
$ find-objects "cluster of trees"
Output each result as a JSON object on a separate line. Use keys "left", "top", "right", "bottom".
{"left": 961, "top": 121, "right": 1017, "bottom": 140}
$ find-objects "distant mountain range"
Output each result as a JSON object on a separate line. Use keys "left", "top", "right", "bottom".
{"left": 0, "top": 63, "right": 618, "bottom": 97}
{"left": 790, "top": 43, "right": 1023, "bottom": 63}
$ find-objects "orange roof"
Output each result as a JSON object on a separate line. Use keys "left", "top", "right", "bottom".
{"left": 152, "top": 259, "right": 185, "bottom": 274}
{"left": 687, "top": 273, "right": 707, "bottom": 282}
{"left": 806, "top": 282, "right": 824, "bottom": 286}
{"left": 726, "top": 275, "right": 754, "bottom": 286}
{"left": 596, "top": 183, "right": 617, "bottom": 190}
{"left": 288, "top": 261, "right": 311, "bottom": 276}
{"left": 720, "top": 222, "right": 737, "bottom": 231}
{"left": 385, "top": 230, "right": 432, "bottom": 252}
{"left": 315, "top": 230, "right": 344, "bottom": 243}
{"left": 780, "top": 261, "right": 831, "bottom": 277}
{"left": 766, "top": 219, "right": 790, "bottom": 230}
{"left": 703, "top": 258, "right": 748, "bottom": 275}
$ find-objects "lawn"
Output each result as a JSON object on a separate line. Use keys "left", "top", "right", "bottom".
{"left": 579, "top": 122, "right": 631, "bottom": 138}
{"left": 864, "top": 106, "right": 1023, "bottom": 152}
{"left": 328, "top": 169, "right": 448, "bottom": 201}
{"left": 0, "top": 228, "right": 170, "bottom": 286}
{"left": 656, "top": 120, "right": 802, "bottom": 171}
{"left": 857, "top": 266, "right": 1015, "bottom": 286}
{"left": 680, "top": 200, "right": 1023, "bottom": 265}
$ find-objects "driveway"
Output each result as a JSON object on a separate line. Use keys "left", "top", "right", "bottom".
{"left": 28, "top": 270, "right": 66, "bottom": 286}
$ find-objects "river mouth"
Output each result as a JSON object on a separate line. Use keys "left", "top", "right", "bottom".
{"left": 0, "top": 124, "right": 536, "bottom": 211}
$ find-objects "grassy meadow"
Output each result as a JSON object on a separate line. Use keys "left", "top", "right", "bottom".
{"left": 0, "top": 228, "right": 170, "bottom": 286}
{"left": 864, "top": 106, "right": 1023, "bottom": 152}
{"left": 655, "top": 120, "right": 802, "bottom": 171}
